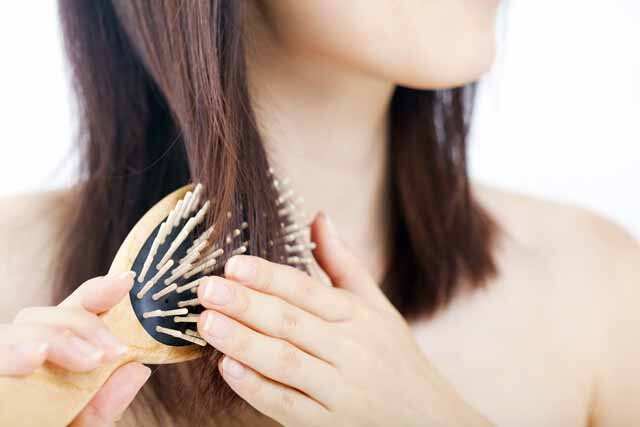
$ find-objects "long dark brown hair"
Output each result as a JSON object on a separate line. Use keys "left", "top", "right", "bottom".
{"left": 56, "top": 0, "right": 497, "bottom": 424}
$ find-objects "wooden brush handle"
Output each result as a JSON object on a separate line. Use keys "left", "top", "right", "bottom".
{"left": 0, "top": 354, "right": 132, "bottom": 427}
{"left": 0, "top": 185, "right": 205, "bottom": 426}
{"left": 0, "top": 297, "right": 199, "bottom": 426}
{"left": 0, "top": 301, "right": 136, "bottom": 427}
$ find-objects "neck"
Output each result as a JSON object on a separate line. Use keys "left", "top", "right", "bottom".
{"left": 245, "top": 11, "right": 395, "bottom": 281}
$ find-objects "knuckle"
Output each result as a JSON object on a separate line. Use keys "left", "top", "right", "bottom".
{"left": 243, "top": 371, "right": 262, "bottom": 396}
{"left": 263, "top": 385, "right": 297, "bottom": 418}
{"left": 262, "top": 388, "right": 292, "bottom": 419}
{"left": 276, "top": 307, "right": 299, "bottom": 339}
{"left": 275, "top": 341, "right": 300, "bottom": 377}
{"left": 342, "top": 292, "right": 359, "bottom": 317}
{"left": 281, "top": 263, "right": 301, "bottom": 278}
{"left": 66, "top": 308, "right": 102, "bottom": 333}
{"left": 254, "top": 257, "right": 273, "bottom": 291}
{"left": 337, "top": 336, "right": 368, "bottom": 367}
{"left": 277, "top": 264, "right": 303, "bottom": 288}
{"left": 318, "top": 370, "right": 342, "bottom": 409}
{"left": 328, "top": 289, "right": 357, "bottom": 321}
{"left": 353, "top": 302, "right": 370, "bottom": 321}
{"left": 234, "top": 287, "right": 250, "bottom": 315}
{"left": 80, "top": 275, "right": 107, "bottom": 289}
{"left": 279, "top": 390, "right": 296, "bottom": 412}
{"left": 294, "top": 279, "right": 317, "bottom": 301}
{"left": 284, "top": 263, "right": 307, "bottom": 282}
{"left": 80, "top": 315, "right": 107, "bottom": 333}
{"left": 229, "top": 331, "right": 250, "bottom": 358}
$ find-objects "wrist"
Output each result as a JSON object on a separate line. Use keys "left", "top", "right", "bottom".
{"left": 416, "top": 371, "right": 494, "bottom": 427}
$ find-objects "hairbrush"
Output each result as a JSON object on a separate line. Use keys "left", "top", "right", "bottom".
{"left": 0, "top": 170, "right": 315, "bottom": 426}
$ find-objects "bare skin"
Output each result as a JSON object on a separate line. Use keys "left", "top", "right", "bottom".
{"left": 0, "top": 191, "right": 152, "bottom": 426}
{"left": 1, "top": 2, "right": 638, "bottom": 425}
{"left": 0, "top": 185, "right": 638, "bottom": 426}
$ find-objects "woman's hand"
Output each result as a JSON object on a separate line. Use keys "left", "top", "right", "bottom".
{"left": 197, "top": 213, "right": 492, "bottom": 427}
{"left": 0, "top": 273, "right": 151, "bottom": 426}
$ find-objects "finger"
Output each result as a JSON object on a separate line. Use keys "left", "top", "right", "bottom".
{"left": 13, "top": 306, "right": 126, "bottom": 361}
{"left": 61, "top": 271, "right": 135, "bottom": 314}
{"left": 225, "top": 255, "right": 353, "bottom": 321}
{"left": 0, "top": 325, "right": 48, "bottom": 376}
{"left": 71, "top": 362, "right": 151, "bottom": 427}
{"left": 46, "top": 331, "right": 106, "bottom": 372}
{"left": 198, "top": 276, "right": 336, "bottom": 363}
{"left": 219, "top": 356, "right": 330, "bottom": 427}
{"left": 0, "top": 324, "right": 104, "bottom": 374}
{"left": 198, "top": 310, "right": 338, "bottom": 405}
{"left": 311, "top": 212, "right": 390, "bottom": 310}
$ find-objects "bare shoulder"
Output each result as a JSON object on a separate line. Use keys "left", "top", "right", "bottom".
{"left": 475, "top": 183, "right": 639, "bottom": 279}
{"left": 0, "top": 189, "right": 76, "bottom": 321}
{"left": 476, "top": 183, "right": 640, "bottom": 425}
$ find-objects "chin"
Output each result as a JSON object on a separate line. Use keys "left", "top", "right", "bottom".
{"left": 394, "top": 32, "right": 498, "bottom": 90}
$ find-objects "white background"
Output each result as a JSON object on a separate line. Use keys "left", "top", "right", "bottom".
{"left": 0, "top": 2, "right": 638, "bottom": 238}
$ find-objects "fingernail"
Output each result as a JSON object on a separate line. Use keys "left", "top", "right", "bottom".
{"left": 222, "top": 356, "right": 245, "bottom": 379}
{"left": 94, "top": 329, "right": 128, "bottom": 358}
{"left": 202, "top": 312, "right": 232, "bottom": 339}
{"left": 225, "top": 256, "right": 256, "bottom": 282}
{"left": 68, "top": 335, "right": 104, "bottom": 362}
{"left": 201, "top": 279, "right": 233, "bottom": 306}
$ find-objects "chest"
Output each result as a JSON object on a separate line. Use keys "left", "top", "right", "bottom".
{"left": 410, "top": 269, "right": 595, "bottom": 427}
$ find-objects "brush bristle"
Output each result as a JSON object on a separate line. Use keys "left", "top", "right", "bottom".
{"left": 130, "top": 171, "right": 315, "bottom": 347}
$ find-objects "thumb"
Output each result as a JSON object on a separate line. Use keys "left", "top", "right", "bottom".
{"left": 61, "top": 271, "right": 135, "bottom": 314}
{"left": 71, "top": 362, "right": 151, "bottom": 427}
{"left": 311, "top": 212, "right": 387, "bottom": 308}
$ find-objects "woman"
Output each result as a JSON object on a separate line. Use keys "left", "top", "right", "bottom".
{"left": 1, "top": 1, "right": 638, "bottom": 426}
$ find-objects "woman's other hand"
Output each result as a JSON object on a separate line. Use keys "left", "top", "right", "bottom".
{"left": 0, "top": 272, "right": 150, "bottom": 426}
{"left": 197, "top": 213, "right": 492, "bottom": 427}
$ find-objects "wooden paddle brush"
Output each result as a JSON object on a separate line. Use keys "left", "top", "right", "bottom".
{"left": 0, "top": 171, "right": 314, "bottom": 426}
